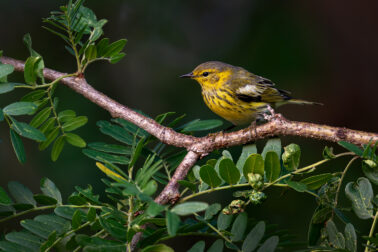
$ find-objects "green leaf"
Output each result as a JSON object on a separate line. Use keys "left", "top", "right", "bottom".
{"left": 72, "top": 209, "right": 82, "bottom": 229}
{"left": 312, "top": 207, "right": 333, "bottom": 224}
{"left": 219, "top": 159, "right": 240, "bottom": 185}
{"left": 24, "top": 56, "right": 42, "bottom": 85}
{"left": 3, "top": 102, "right": 37, "bottom": 116}
{"left": 97, "top": 120, "right": 133, "bottom": 145}
{"left": 166, "top": 211, "right": 180, "bottom": 236}
{"left": 142, "top": 180, "right": 158, "bottom": 196}
{"left": 11, "top": 120, "right": 46, "bottom": 141}
{"left": 51, "top": 135, "right": 66, "bottom": 161}
{"left": 8, "top": 181, "right": 36, "bottom": 206}
{"left": 243, "top": 154, "right": 264, "bottom": 179}
{"left": 146, "top": 201, "right": 165, "bottom": 217}
{"left": 204, "top": 203, "right": 221, "bottom": 220}
{"left": 207, "top": 239, "right": 224, "bottom": 252}
{"left": 182, "top": 119, "right": 223, "bottom": 132}
{"left": 58, "top": 110, "right": 76, "bottom": 122}
{"left": 21, "top": 90, "right": 46, "bottom": 102}
{"left": 88, "top": 142, "right": 130, "bottom": 154}
{"left": 171, "top": 202, "right": 208, "bottom": 216}
{"left": 338, "top": 141, "right": 363, "bottom": 156}
{"left": 20, "top": 219, "right": 54, "bottom": 239}
{"left": 62, "top": 116, "right": 88, "bottom": 131}
{"left": 87, "top": 208, "right": 96, "bottom": 222}
{"left": 308, "top": 207, "right": 323, "bottom": 246}
{"left": 231, "top": 212, "right": 247, "bottom": 241}
{"left": 256, "top": 236, "right": 279, "bottom": 252}
{"left": 265, "top": 151, "right": 280, "bottom": 182}
{"left": 99, "top": 217, "right": 127, "bottom": 240}
{"left": 84, "top": 44, "right": 97, "bottom": 61}
{"left": 83, "top": 149, "right": 130, "bottom": 165}
{"left": 187, "top": 241, "right": 205, "bottom": 252}
{"left": 129, "top": 137, "right": 145, "bottom": 168}
{"left": 0, "top": 108, "right": 3, "bottom": 121}
{"left": 345, "top": 177, "right": 374, "bottom": 219}
{"left": 300, "top": 173, "right": 334, "bottom": 190}
{"left": 65, "top": 133, "right": 86, "bottom": 147}
{"left": 40, "top": 178, "right": 62, "bottom": 204}
{"left": 33, "top": 194, "right": 57, "bottom": 205}
{"left": 23, "top": 33, "right": 40, "bottom": 57}
{"left": 0, "top": 64, "right": 14, "bottom": 79}
{"left": 362, "top": 162, "right": 378, "bottom": 185}
{"left": 34, "top": 214, "right": 70, "bottom": 235}
{"left": 0, "top": 240, "right": 29, "bottom": 252}
{"left": 217, "top": 212, "right": 233, "bottom": 230}
{"left": 236, "top": 144, "right": 257, "bottom": 173}
{"left": 39, "top": 127, "right": 59, "bottom": 150}
{"left": 261, "top": 138, "right": 281, "bottom": 159}
{"left": 344, "top": 223, "right": 357, "bottom": 252}
{"left": 0, "top": 83, "right": 17, "bottom": 94}
{"left": 178, "top": 180, "right": 197, "bottom": 192}
{"left": 282, "top": 143, "right": 301, "bottom": 171}
{"left": 96, "top": 38, "right": 110, "bottom": 56}
{"left": 326, "top": 220, "right": 345, "bottom": 249}
{"left": 39, "top": 117, "right": 56, "bottom": 134}
{"left": 199, "top": 165, "right": 222, "bottom": 188}
{"left": 29, "top": 107, "right": 51, "bottom": 128}
{"left": 242, "top": 221, "right": 265, "bottom": 252}
{"left": 54, "top": 206, "right": 77, "bottom": 219}
{"left": 5, "top": 231, "right": 43, "bottom": 251}
{"left": 286, "top": 180, "right": 307, "bottom": 192}
{"left": 141, "top": 244, "right": 174, "bottom": 252}
{"left": 110, "top": 53, "right": 126, "bottom": 64}
{"left": 10, "top": 129, "right": 26, "bottom": 164}
{"left": 0, "top": 186, "right": 13, "bottom": 205}
{"left": 102, "top": 39, "right": 127, "bottom": 58}
{"left": 40, "top": 231, "right": 57, "bottom": 252}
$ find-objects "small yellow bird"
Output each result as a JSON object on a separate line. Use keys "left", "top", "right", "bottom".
{"left": 181, "top": 61, "right": 320, "bottom": 126}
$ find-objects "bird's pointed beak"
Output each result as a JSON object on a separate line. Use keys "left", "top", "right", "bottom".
{"left": 180, "top": 72, "right": 195, "bottom": 78}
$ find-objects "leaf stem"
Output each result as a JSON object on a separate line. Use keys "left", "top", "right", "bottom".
{"left": 193, "top": 213, "right": 237, "bottom": 249}
{"left": 0, "top": 204, "right": 102, "bottom": 223}
{"left": 263, "top": 152, "right": 355, "bottom": 190}
{"left": 333, "top": 156, "right": 359, "bottom": 208}
{"left": 46, "top": 212, "right": 111, "bottom": 251}
{"left": 365, "top": 210, "right": 378, "bottom": 252}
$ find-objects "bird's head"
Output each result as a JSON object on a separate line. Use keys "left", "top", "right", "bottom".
{"left": 180, "top": 61, "right": 234, "bottom": 89}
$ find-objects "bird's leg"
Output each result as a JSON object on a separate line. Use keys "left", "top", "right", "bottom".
{"left": 262, "top": 105, "right": 276, "bottom": 121}
{"left": 250, "top": 120, "right": 258, "bottom": 137}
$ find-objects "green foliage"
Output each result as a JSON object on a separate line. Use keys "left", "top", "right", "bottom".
{"left": 1, "top": 1, "right": 377, "bottom": 251}
{"left": 43, "top": 0, "right": 126, "bottom": 72}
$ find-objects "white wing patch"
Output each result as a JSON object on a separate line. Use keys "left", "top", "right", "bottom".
{"left": 237, "top": 85, "right": 260, "bottom": 95}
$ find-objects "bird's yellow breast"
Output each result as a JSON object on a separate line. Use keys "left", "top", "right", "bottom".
{"left": 201, "top": 88, "right": 267, "bottom": 125}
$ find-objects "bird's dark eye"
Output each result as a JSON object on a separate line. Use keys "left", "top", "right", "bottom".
{"left": 202, "top": 72, "right": 209, "bottom": 77}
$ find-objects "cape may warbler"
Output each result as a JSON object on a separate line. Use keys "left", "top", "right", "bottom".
{"left": 181, "top": 61, "right": 319, "bottom": 126}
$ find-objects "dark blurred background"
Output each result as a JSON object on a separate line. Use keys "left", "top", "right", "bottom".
{"left": 0, "top": 0, "right": 377, "bottom": 250}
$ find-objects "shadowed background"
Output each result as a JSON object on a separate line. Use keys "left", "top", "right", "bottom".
{"left": 0, "top": 0, "right": 377, "bottom": 250}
